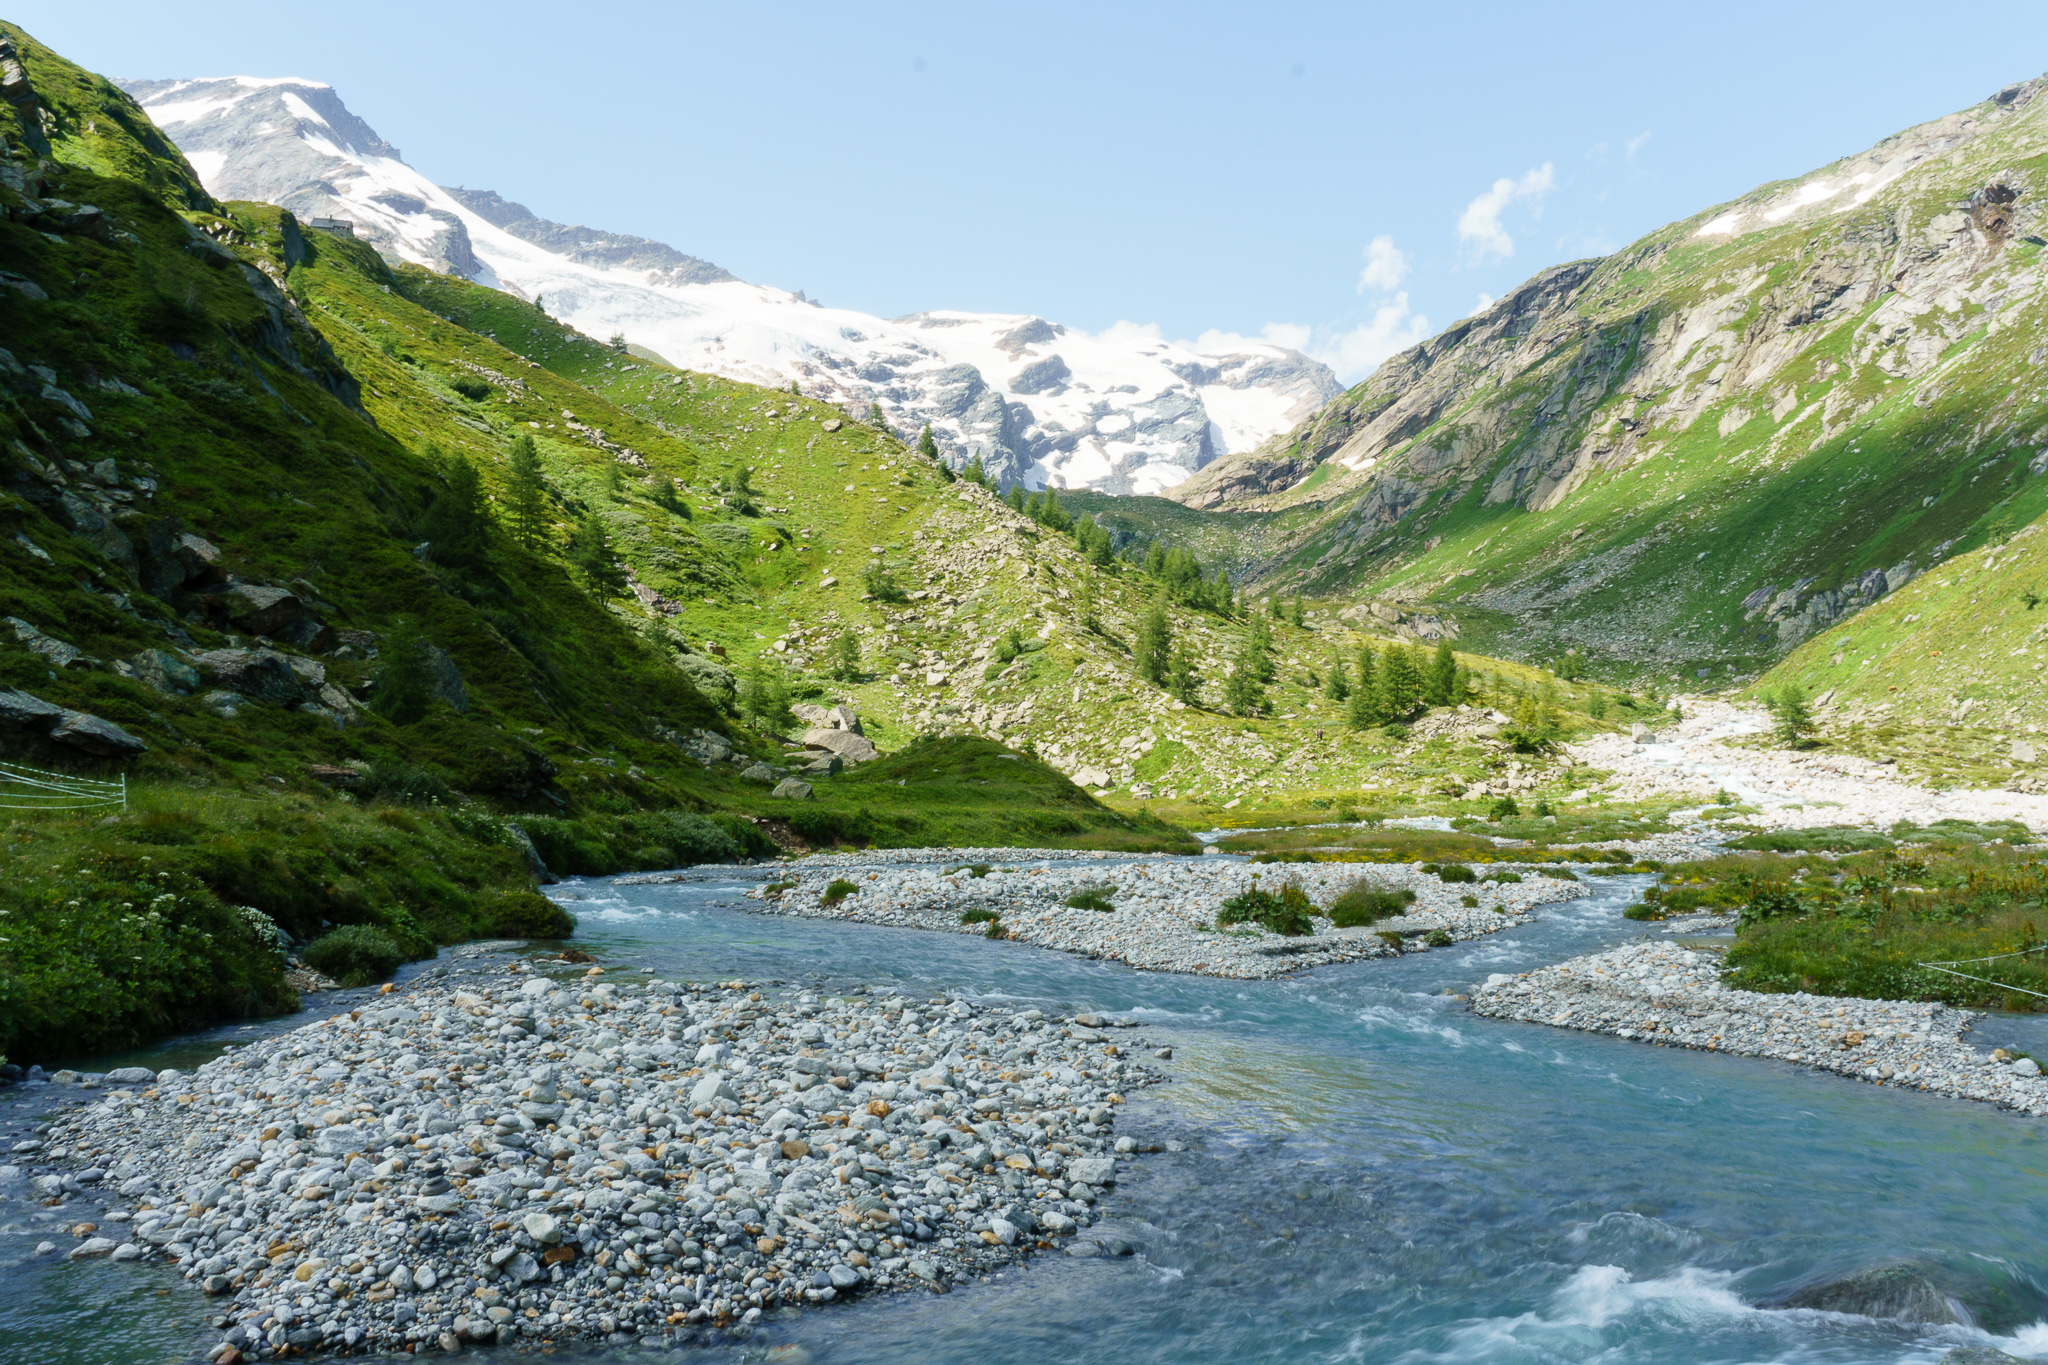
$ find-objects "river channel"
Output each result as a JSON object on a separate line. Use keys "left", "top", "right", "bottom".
{"left": 5, "top": 859, "right": 2046, "bottom": 1364}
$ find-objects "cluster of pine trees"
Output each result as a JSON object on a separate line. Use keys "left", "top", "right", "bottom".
{"left": 1324, "top": 637, "right": 1465, "bottom": 728}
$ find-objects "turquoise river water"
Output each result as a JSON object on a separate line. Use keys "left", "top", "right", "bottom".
{"left": 5, "top": 860, "right": 2048, "bottom": 1364}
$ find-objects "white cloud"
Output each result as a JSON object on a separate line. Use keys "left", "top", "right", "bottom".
{"left": 1356, "top": 234, "right": 1408, "bottom": 293}
{"left": 1473, "top": 293, "right": 1496, "bottom": 315}
{"left": 1625, "top": 130, "right": 1652, "bottom": 159}
{"left": 1457, "top": 163, "right": 1555, "bottom": 262}
{"left": 1089, "top": 319, "right": 1168, "bottom": 349}
{"left": 1183, "top": 322, "right": 1312, "bottom": 356}
{"left": 1310, "top": 294, "right": 1433, "bottom": 380}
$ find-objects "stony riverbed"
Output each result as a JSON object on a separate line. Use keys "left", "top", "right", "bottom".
{"left": 1470, "top": 941, "right": 2048, "bottom": 1117}
{"left": 17, "top": 962, "right": 1166, "bottom": 1359}
{"left": 732, "top": 858, "right": 1591, "bottom": 978}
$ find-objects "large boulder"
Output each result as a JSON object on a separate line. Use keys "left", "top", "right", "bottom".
{"left": 54, "top": 492, "right": 137, "bottom": 576}
{"left": 191, "top": 648, "right": 306, "bottom": 706}
{"left": 5, "top": 616, "right": 85, "bottom": 668}
{"left": 803, "top": 727, "right": 878, "bottom": 763}
{"left": 49, "top": 711, "right": 145, "bottom": 756}
{"left": 122, "top": 648, "right": 200, "bottom": 695}
{"left": 1769, "top": 1260, "right": 1971, "bottom": 1325}
{"left": 215, "top": 583, "right": 303, "bottom": 635}
{"left": 0, "top": 688, "right": 65, "bottom": 728}
{"left": 426, "top": 646, "right": 468, "bottom": 712}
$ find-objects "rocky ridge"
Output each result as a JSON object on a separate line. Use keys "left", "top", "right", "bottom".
{"left": 20, "top": 963, "right": 1162, "bottom": 1359}
{"left": 1470, "top": 940, "right": 2048, "bottom": 1116}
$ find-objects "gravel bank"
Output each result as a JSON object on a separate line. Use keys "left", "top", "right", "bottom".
{"left": 1569, "top": 699, "right": 2048, "bottom": 833}
{"left": 22, "top": 966, "right": 1166, "bottom": 1359}
{"left": 743, "top": 858, "right": 1591, "bottom": 979}
{"left": 1470, "top": 941, "right": 2048, "bottom": 1116}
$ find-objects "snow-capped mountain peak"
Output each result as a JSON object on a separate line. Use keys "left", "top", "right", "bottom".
{"left": 119, "top": 76, "right": 1338, "bottom": 493}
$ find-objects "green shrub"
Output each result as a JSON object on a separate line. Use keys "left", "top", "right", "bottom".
{"left": 302, "top": 925, "right": 405, "bottom": 986}
{"left": 519, "top": 816, "right": 612, "bottom": 876}
{"left": 1252, "top": 851, "right": 1317, "bottom": 864}
{"left": 1485, "top": 870, "right": 1523, "bottom": 884}
{"left": 1488, "top": 796, "right": 1520, "bottom": 820}
{"left": 648, "top": 811, "right": 744, "bottom": 865}
{"left": 450, "top": 377, "right": 491, "bottom": 401}
{"left": 1725, "top": 826, "right": 1892, "bottom": 853}
{"left": 1460, "top": 894, "right": 1479, "bottom": 907}
{"left": 1064, "top": 888, "right": 1116, "bottom": 912}
{"left": 823, "top": 878, "right": 859, "bottom": 905}
{"left": 1327, "top": 881, "right": 1415, "bottom": 928}
{"left": 1622, "top": 902, "right": 1665, "bottom": 921}
{"left": 762, "top": 880, "right": 797, "bottom": 897}
{"left": 360, "top": 760, "right": 451, "bottom": 805}
{"left": 1375, "top": 931, "right": 1405, "bottom": 951}
{"left": 1539, "top": 868, "right": 1579, "bottom": 882}
{"left": 1424, "top": 929, "right": 1453, "bottom": 947}
{"left": 946, "top": 864, "right": 993, "bottom": 878}
{"left": 960, "top": 908, "right": 999, "bottom": 924}
{"left": 1437, "top": 864, "right": 1476, "bottom": 884}
{"left": 484, "top": 891, "right": 574, "bottom": 938}
{"left": 1217, "top": 880, "right": 1315, "bottom": 936}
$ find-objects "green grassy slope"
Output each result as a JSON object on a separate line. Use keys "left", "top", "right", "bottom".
{"left": 0, "top": 23, "right": 1185, "bottom": 1058}
{"left": 1167, "top": 80, "right": 2048, "bottom": 687}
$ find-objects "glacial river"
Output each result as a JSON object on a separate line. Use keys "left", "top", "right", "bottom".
{"left": 6, "top": 863, "right": 2048, "bottom": 1364}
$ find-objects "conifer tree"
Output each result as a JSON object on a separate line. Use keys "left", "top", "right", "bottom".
{"left": 829, "top": 630, "right": 862, "bottom": 682}
{"left": 506, "top": 433, "right": 549, "bottom": 548}
{"left": 917, "top": 423, "right": 940, "bottom": 460}
{"left": 422, "top": 455, "right": 488, "bottom": 571}
{"left": 1290, "top": 597, "right": 1306, "bottom": 627}
{"left": 1167, "top": 642, "right": 1202, "bottom": 706}
{"left": 1246, "top": 612, "right": 1276, "bottom": 682}
{"left": 371, "top": 618, "right": 438, "bottom": 726}
{"left": 1347, "top": 650, "right": 1385, "bottom": 729}
{"left": 1135, "top": 603, "right": 1173, "bottom": 684}
{"left": 1224, "top": 645, "right": 1265, "bottom": 717}
{"left": 1325, "top": 654, "right": 1350, "bottom": 703}
{"left": 1355, "top": 643, "right": 1378, "bottom": 699}
{"left": 1424, "top": 638, "right": 1457, "bottom": 707}
{"left": 866, "top": 400, "right": 889, "bottom": 432}
{"left": 603, "top": 458, "right": 623, "bottom": 497}
{"left": 1005, "top": 484, "right": 1027, "bottom": 513}
{"left": 1768, "top": 685, "right": 1816, "bottom": 747}
{"left": 1377, "top": 644, "right": 1421, "bottom": 719}
{"left": 571, "top": 512, "right": 628, "bottom": 603}
{"left": 962, "top": 451, "right": 987, "bottom": 486}
{"left": 742, "top": 656, "right": 796, "bottom": 733}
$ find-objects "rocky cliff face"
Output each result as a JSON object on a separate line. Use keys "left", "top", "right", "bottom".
{"left": 1174, "top": 73, "right": 2048, "bottom": 677}
{"left": 121, "top": 77, "right": 1338, "bottom": 496}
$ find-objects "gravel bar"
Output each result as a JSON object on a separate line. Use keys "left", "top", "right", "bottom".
{"left": 1470, "top": 941, "right": 2048, "bottom": 1116}
{"left": 25, "top": 966, "right": 1166, "bottom": 1359}
{"left": 742, "top": 858, "right": 1591, "bottom": 979}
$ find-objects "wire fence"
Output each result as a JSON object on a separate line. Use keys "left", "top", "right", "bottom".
{"left": 0, "top": 759, "right": 127, "bottom": 812}
{"left": 1918, "top": 942, "right": 2048, "bottom": 1002}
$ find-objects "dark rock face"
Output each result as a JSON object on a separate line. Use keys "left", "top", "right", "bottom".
{"left": 192, "top": 648, "right": 307, "bottom": 707}
{"left": 1010, "top": 355, "right": 1072, "bottom": 396}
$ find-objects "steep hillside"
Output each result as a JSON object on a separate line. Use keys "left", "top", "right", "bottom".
{"left": 1754, "top": 518, "right": 2048, "bottom": 790}
{"left": 1176, "top": 74, "right": 2048, "bottom": 684}
{"left": 118, "top": 75, "right": 1338, "bottom": 495}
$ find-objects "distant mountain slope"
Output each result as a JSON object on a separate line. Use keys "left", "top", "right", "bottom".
{"left": 1171, "top": 74, "right": 2048, "bottom": 683}
{"left": 118, "top": 76, "right": 1338, "bottom": 495}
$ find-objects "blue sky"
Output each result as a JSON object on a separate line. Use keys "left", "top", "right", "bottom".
{"left": 21, "top": 1, "right": 2048, "bottom": 379}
